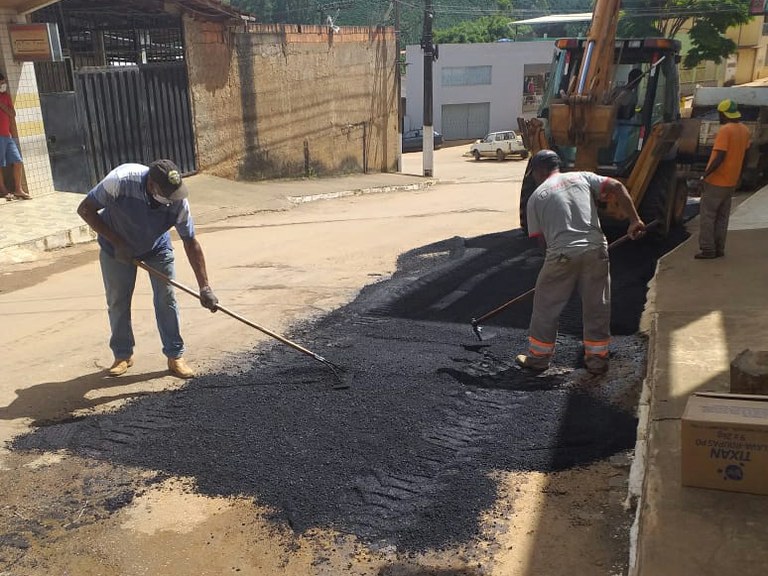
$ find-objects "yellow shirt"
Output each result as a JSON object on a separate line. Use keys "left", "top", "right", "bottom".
{"left": 705, "top": 122, "right": 751, "bottom": 188}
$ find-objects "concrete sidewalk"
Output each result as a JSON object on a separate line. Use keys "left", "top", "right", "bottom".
{"left": 0, "top": 172, "right": 434, "bottom": 262}
{"left": 632, "top": 186, "right": 768, "bottom": 575}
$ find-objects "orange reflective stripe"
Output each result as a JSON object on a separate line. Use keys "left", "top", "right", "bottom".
{"left": 584, "top": 337, "right": 610, "bottom": 358}
{"left": 529, "top": 349, "right": 553, "bottom": 358}
{"left": 529, "top": 336, "right": 555, "bottom": 357}
{"left": 529, "top": 336, "right": 555, "bottom": 349}
{"left": 584, "top": 350, "right": 609, "bottom": 358}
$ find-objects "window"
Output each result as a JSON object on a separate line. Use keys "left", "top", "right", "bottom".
{"left": 441, "top": 66, "right": 492, "bottom": 87}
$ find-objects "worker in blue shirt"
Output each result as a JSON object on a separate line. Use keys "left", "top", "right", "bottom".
{"left": 78, "top": 160, "right": 218, "bottom": 379}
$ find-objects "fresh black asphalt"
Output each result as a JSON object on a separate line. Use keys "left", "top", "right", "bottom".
{"left": 12, "top": 226, "right": 688, "bottom": 551}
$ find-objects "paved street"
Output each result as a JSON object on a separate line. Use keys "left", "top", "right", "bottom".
{"left": 0, "top": 149, "right": 660, "bottom": 575}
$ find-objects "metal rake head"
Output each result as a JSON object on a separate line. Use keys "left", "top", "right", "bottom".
{"left": 323, "top": 360, "right": 350, "bottom": 390}
{"left": 471, "top": 320, "right": 484, "bottom": 342}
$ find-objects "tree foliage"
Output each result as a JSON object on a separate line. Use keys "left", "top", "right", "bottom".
{"left": 434, "top": 15, "right": 515, "bottom": 43}
{"left": 230, "top": 0, "right": 755, "bottom": 68}
{"left": 619, "top": 0, "right": 753, "bottom": 68}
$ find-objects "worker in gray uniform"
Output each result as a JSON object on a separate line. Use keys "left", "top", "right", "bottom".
{"left": 516, "top": 150, "right": 646, "bottom": 375}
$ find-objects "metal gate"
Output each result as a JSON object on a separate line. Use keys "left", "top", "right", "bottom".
{"left": 441, "top": 102, "right": 490, "bottom": 140}
{"left": 40, "top": 92, "right": 91, "bottom": 193}
{"left": 76, "top": 62, "right": 196, "bottom": 185}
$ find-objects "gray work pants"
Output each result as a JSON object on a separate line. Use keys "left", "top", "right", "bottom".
{"left": 699, "top": 181, "right": 734, "bottom": 255}
{"left": 528, "top": 246, "right": 611, "bottom": 359}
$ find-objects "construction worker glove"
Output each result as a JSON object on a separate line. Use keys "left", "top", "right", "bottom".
{"left": 200, "top": 286, "right": 219, "bottom": 312}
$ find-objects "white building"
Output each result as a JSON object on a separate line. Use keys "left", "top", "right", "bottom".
{"left": 405, "top": 40, "right": 556, "bottom": 140}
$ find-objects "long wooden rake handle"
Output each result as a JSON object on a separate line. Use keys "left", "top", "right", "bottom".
{"left": 134, "top": 260, "right": 346, "bottom": 384}
{"left": 471, "top": 219, "right": 659, "bottom": 330}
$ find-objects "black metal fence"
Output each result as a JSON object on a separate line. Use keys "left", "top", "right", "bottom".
{"left": 76, "top": 63, "right": 196, "bottom": 183}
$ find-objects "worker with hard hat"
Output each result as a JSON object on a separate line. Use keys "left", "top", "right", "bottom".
{"left": 696, "top": 99, "right": 751, "bottom": 259}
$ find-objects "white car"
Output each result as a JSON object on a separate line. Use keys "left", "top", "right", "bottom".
{"left": 468, "top": 131, "right": 529, "bottom": 161}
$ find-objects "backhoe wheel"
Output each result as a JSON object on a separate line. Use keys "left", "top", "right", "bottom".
{"left": 496, "top": 149, "right": 506, "bottom": 161}
{"left": 638, "top": 159, "right": 679, "bottom": 237}
{"left": 473, "top": 149, "right": 481, "bottom": 161}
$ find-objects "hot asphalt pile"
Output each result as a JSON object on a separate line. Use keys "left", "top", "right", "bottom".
{"left": 13, "top": 227, "right": 688, "bottom": 552}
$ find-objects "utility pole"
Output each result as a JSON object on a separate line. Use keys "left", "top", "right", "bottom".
{"left": 421, "top": 0, "right": 434, "bottom": 177}
{"left": 395, "top": 0, "right": 403, "bottom": 172}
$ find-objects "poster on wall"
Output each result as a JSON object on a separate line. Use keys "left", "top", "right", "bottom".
{"left": 8, "top": 23, "right": 63, "bottom": 62}
{"left": 522, "top": 63, "right": 550, "bottom": 114}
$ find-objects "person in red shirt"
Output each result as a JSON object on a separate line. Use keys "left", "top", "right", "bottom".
{"left": 696, "top": 99, "right": 750, "bottom": 259}
{"left": 0, "top": 72, "right": 30, "bottom": 201}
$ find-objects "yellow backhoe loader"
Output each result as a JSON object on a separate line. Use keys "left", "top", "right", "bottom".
{"left": 517, "top": 2, "right": 688, "bottom": 235}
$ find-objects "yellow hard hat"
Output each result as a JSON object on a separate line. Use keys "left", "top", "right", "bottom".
{"left": 717, "top": 99, "right": 741, "bottom": 119}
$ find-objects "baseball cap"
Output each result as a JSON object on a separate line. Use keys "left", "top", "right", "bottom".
{"left": 528, "top": 149, "right": 561, "bottom": 174}
{"left": 148, "top": 159, "right": 188, "bottom": 202}
{"left": 717, "top": 99, "right": 741, "bottom": 119}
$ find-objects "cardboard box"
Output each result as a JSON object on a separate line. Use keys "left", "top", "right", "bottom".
{"left": 681, "top": 392, "right": 768, "bottom": 495}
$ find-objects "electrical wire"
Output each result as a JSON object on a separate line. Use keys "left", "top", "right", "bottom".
{"left": 230, "top": 0, "right": 747, "bottom": 23}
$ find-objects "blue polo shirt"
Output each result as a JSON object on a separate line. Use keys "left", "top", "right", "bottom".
{"left": 86, "top": 164, "right": 195, "bottom": 259}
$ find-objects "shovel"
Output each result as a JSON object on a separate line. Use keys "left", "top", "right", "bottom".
{"left": 134, "top": 260, "right": 349, "bottom": 389}
{"left": 470, "top": 220, "right": 659, "bottom": 341}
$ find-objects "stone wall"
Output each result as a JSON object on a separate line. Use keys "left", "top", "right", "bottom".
{"left": 185, "top": 19, "right": 397, "bottom": 180}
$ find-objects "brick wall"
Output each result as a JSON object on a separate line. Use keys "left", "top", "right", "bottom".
{"left": 185, "top": 19, "right": 398, "bottom": 180}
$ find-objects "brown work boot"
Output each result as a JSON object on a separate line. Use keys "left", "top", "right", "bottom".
{"left": 585, "top": 356, "right": 609, "bottom": 376}
{"left": 168, "top": 357, "right": 195, "bottom": 379}
{"left": 515, "top": 354, "right": 550, "bottom": 372}
{"left": 107, "top": 357, "right": 134, "bottom": 377}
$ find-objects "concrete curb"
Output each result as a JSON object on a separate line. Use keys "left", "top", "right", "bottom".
{"left": 286, "top": 180, "right": 436, "bottom": 204}
{"left": 626, "top": 211, "right": 702, "bottom": 575}
{"left": 624, "top": 206, "right": 702, "bottom": 575}
{"left": 0, "top": 179, "right": 438, "bottom": 261}
{"left": 0, "top": 224, "right": 96, "bottom": 263}
{"left": 626, "top": 311, "right": 658, "bottom": 576}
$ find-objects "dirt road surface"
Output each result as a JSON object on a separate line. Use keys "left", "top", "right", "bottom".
{"left": 1, "top": 149, "right": 662, "bottom": 575}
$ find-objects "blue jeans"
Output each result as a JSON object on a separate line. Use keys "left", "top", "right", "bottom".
{"left": 99, "top": 248, "right": 184, "bottom": 359}
{"left": 0, "top": 136, "right": 22, "bottom": 166}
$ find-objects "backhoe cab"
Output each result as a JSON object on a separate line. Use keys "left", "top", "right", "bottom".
{"left": 518, "top": 37, "right": 688, "bottom": 235}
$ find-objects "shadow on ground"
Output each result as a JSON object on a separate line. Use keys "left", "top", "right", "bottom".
{"left": 11, "top": 225, "right": 688, "bottom": 552}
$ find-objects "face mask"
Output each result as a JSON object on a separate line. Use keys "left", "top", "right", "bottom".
{"left": 0, "top": 84, "right": 7, "bottom": 93}
{"left": 152, "top": 193, "right": 171, "bottom": 206}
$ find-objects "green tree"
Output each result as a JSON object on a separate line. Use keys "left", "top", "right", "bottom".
{"left": 434, "top": 15, "right": 515, "bottom": 43}
{"left": 619, "top": 0, "right": 753, "bottom": 68}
